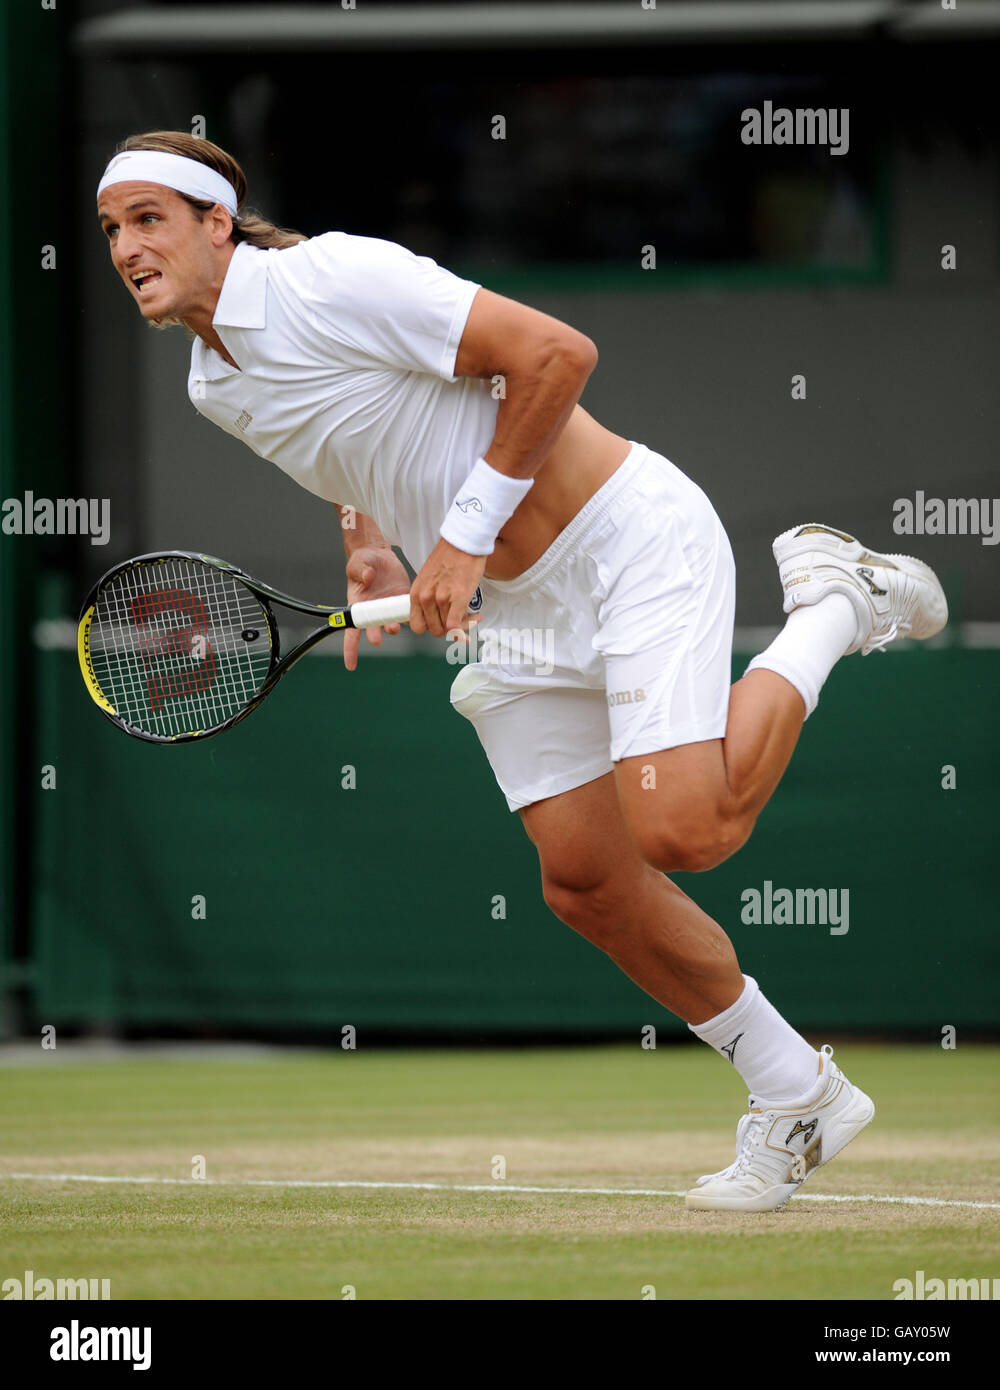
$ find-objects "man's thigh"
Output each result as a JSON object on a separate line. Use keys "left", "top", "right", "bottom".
{"left": 519, "top": 771, "right": 653, "bottom": 896}
{"left": 613, "top": 738, "right": 731, "bottom": 863}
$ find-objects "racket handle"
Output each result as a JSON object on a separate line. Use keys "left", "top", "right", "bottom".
{"left": 349, "top": 593, "right": 412, "bottom": 629}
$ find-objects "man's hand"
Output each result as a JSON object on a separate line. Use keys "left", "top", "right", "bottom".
{"left": 343, "top": 545, "right": 411, "bottom": 671}
{"left": 410, "top": 537, "right": 486, "bottom": 638}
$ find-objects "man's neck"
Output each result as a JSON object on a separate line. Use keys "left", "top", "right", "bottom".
{"left": 200, "top": 326, "right": 241, "bottom": 370}
{"left": 184, "top": 241, "right": 240, "bottom": 368}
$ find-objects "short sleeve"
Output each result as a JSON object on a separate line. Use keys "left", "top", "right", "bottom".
{"left": 294, "top": 232, "right": 480, "bottom": 382}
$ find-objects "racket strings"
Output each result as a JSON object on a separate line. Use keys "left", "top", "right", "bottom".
{"left": 89, "top": 559, "right": 273, "bottom": 737}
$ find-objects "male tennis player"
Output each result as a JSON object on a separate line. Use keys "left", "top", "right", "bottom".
{"left": 96, "top": 132, "right": 947, "bottom": 1212}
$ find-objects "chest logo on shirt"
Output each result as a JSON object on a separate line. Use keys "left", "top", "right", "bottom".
{"left": 234, "top": 409, "right": 253, "bottom": 433}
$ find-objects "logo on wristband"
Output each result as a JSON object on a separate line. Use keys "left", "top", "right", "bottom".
{"left": 455, "top": 497, "right": 483, "bottom": 514}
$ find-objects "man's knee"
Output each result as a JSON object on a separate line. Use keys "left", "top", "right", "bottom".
{"left": 634, "top": 810, "right": 754, "bottom": 874}
{"left": 541, "top": 873, "right": 633, "bottom": 948}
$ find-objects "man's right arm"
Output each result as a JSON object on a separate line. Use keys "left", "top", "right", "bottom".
{"left": 336, "top": 504, "right": 395, "bottom": 557}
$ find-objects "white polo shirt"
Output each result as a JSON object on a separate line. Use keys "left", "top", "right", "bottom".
{"left": 188, "top": 233, "right": 498, "bottom": 570}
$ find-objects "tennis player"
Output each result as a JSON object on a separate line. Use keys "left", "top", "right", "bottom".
{"left": 96, "top": 132, "right": 947, "bottom": 1212}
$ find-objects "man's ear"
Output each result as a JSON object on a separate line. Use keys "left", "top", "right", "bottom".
{"left": 208, "top": 204, "right": 234, "bottom": 248}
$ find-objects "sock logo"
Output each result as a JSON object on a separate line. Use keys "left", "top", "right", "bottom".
{"left": 785, "top": 1118, "right": 818, "bottom": 1146}
{"left": 720, "top": 1033, "right": 744, "bottom": 1064}
{"left": 856, "top": 565, "right": 887, "bottom": 596}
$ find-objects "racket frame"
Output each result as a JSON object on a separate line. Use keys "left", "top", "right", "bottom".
{"left": 77, "top": 550, "right": 397, "bottom": 744}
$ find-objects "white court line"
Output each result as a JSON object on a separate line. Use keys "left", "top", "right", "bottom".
{"left": 3, "top": 1172, "right": 998, "bottom": 1210}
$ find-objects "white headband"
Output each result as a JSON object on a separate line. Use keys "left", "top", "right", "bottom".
{"left": 97, "top": 150, "right": 239, "bottom": 215}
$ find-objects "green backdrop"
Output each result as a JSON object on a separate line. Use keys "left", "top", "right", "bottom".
{"left": 31, "top": 644, "right": 998, "bottom": 1037}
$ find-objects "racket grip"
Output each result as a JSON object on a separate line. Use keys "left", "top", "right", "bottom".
{"left": 349, "top": 593, "right": 412, "bottom": 629}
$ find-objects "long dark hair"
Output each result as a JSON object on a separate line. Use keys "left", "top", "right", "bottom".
{"left": 111, "top": 130, "right": 307, "bottom": 249}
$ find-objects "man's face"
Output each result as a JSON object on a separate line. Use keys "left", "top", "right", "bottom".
{"left": 97, "top": 181, "right": 222, "bottom": 323}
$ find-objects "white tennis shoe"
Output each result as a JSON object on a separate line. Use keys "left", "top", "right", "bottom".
{"left": 772, "top": 523, "right": 948, "bottom": 655}
{"left": 686, "top": 1045, "right": 875, "bottom": 1213}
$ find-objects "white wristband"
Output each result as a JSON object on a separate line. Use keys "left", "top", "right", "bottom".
{"left": 440, "top": 457, "right": 534, "bottom": 555}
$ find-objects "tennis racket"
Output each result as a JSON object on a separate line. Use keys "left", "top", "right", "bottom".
{"left": 77, "top": 550, "right": 412, "bottom": 743}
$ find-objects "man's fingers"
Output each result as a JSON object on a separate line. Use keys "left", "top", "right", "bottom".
{"left": 408, "top": 584, "right": 430, "bottom": 635}
{"left": 345, "top": 555, "right": 376, "bottom": 587}
{"left": 343, "top": 627, "right": 360, "bottom": 671}
{"left": 425, "top": 601, "right": 449, "bottom": 638}
{"left": 408, "top": 539, "right": 486, "bottom": 641}
{"left": 411, "top": 591, "right": 478, "bottom": 638}
{"left": 411, "top": 581, "right": 450, "bottom": 636}
{"left": 366, "top": 625, "right": 383, "bottom": 646}
{"left": 446, "top": 599, "right": 476, "bottom": 634}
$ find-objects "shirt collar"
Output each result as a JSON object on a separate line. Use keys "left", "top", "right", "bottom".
{"left": 212, "top": 240, "right": 268, "bottom": 330}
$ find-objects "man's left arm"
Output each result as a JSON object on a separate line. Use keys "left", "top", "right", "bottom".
{"left": 408, "top": 288, "right": 598, "bottom": 637}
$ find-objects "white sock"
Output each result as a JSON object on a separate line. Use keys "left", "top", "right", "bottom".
{"left": 744, "top": 593, "right": 857, "bottom": 718}
{"left": 689, "top": 976, "right": 819, "bottom": 1104}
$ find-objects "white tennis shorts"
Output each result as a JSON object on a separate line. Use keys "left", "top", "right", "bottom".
{"left": 449, "top": 441, "right": 736, "bottom": 811}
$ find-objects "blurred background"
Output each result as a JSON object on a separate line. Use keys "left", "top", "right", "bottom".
{"left": 1, "top": 0, "right": 997, "bottom": 1044}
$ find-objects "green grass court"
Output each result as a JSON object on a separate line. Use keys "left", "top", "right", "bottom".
{"left": 1, "top": 1043, "right": 997, "bottom": 1300}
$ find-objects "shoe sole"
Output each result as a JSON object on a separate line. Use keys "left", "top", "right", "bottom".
{"left": 685, "top": 1086, "right": 876, "bottom": 1214}
{"left": 773, "top": 522, "right": 948, "bottom": 642}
